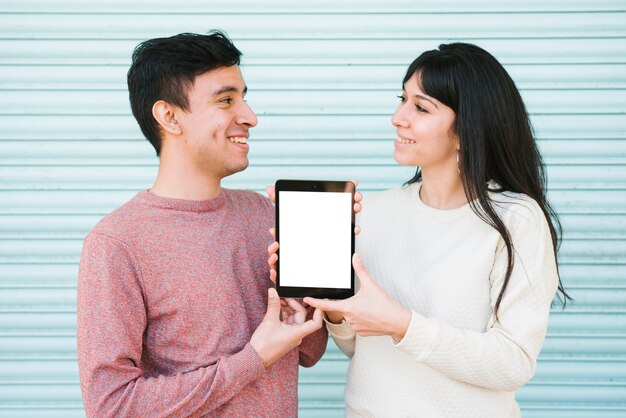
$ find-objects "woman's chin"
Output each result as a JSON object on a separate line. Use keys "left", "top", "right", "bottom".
{"left": 393, "top": 151, "right": 419, "bottom": 167}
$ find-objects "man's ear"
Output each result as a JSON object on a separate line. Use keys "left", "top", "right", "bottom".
{"left": 152, "top": 100, "right": 182, "bottom": 135}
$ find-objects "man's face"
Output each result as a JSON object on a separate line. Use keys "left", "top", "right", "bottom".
{"left": 175, "top": 65, "right": 258, "bottom": 180}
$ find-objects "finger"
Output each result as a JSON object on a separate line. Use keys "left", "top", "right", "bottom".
{"left": 353, "top": 201, "right": 362, "bottom": 213}
{"left": 303, "top": 297, "right": 342, "bottom": 313}
{"left": 269, "top": 268, "right": 277, "bottom": 284}
{"left": 264, "top": 288, "right": 281, "bottom": 321}
{"left": 267, "top": 241, "right": 279, "bottom": 256}
{"left": 354, "top": 191, "right": 363, "bottom": 204}
{"left": 311, "top": 307, "right": 323, "bottom": 325}
{"left": 285, "top": 297, "right": 307, "bottom": 314}
{"left": 298, "top": 308, "right": 324, "bottom": 335}
{"left": 286, "top": 298, "right": 308, "bottom": 324}
{"left": 266, "top": 186, "right": 276, "bottom": 203}
{"left": 354, "top": 225, "right": 361, "bottom": 236}
{"left": 268, "top": 253, "right": 278, "bottom": 268}
{"left": 353, "top": 252, "right": 373, "bottom": 286}
{"left": 280, "top": 304, "right": 295, "bottom": 324}
{"left": 349, "top": 179, "right": 359, "bottom": 189}
{"left": 268, "top": 227, "right": 276, "bottom": 240}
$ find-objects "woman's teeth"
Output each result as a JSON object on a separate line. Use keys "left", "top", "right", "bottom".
{"left": 228, "top": 137, "right": 247, "bottom": 144}
{"left": 396, "top": 136, "right": 416, "bottom": 144}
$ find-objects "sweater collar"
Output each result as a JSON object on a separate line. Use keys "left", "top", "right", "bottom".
{"left": 136, "top": 189, "right": 226, "bottom": 213}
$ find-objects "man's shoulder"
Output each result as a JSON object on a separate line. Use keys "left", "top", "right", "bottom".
{"left": 223, "top": 188, "right": 273, "bottom": 212}
{"left": 89, "top": 192, "right": 145, "bottom": 242}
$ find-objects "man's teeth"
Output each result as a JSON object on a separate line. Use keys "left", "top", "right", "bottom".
{"left": 397, "top": 136, "right": 416, "bottom": 144}
{"left": 228, "top": 137, "right": 247, "bottom": 144}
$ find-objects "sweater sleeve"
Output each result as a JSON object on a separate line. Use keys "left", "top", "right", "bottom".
{"left": 298, "top": 307, "right": 329, "bottom": 367}
{"left": 77, "top": 232, "right": 266, "bottom": 417}
{"left": 325, "top": 318, "right": 356, "bottom": 358}
{"left": 393, "top": 200, "right": 559, "bottom": 391}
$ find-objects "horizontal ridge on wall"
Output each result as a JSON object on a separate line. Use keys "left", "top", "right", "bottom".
{"left": 2, "top": 89, "right": 625, "bottom": 115}
{"left": 1, "top": 190, "right": 626, "bottom": 215}
{"left": 2, "top": 39, "right": 626, "bottom": 65}
{"left": 1, "top": 213, "right": 624, "bottom": 239}
{"left": 0, "top": 287, "right": 624, "bottom": 311}
{"left": 1, "top": 115, "right": 624, "bottom": 140}
{"left": 1, "top": 242, "right": 625, "bottom": 266}
{"left": 0, "top": 333, "right": 624, "bottom": 358}
{"left": 2, "top": 64, "right": 626, "bottom": 90}
{"left": 2, "top": 139, "right": 626, "bottom": 165}
{"left": 1, "top": 0, "right": 625, "bottom": 13}
{"left": 1, "top": 13, "right": 625, "bottom": 40}
{"left": 1, "top": 165, "right": 625, "bottom": 191}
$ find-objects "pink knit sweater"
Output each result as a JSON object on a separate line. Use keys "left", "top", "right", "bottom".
{"left": 77, "top": 189, "right": 328, "bottom": 417}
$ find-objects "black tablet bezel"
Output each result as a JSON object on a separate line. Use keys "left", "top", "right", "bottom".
{"left": 275, "top": 179, "right": 355, "bottom": 299}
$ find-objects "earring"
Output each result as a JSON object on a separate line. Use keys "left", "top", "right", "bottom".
{"left": 456, "top": 151, "right": 461, "bottom": 174}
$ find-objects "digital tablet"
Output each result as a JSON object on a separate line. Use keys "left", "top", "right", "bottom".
{"left": 275, "top": 179, "right": 355, "bottom": 299}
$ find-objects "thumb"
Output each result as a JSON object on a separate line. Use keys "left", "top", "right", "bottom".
{"left": 352, "top": 253, "right": 372, "bottom": 286}
{"left": 264, "top": 287, "right": 280, "bottom": 320}
{"left": 297, "top": 308, "right": 324, "bottom": 336}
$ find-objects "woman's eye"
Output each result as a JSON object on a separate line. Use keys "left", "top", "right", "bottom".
{"left": 396, "top": 95, "right": 406, "bottom": 103}
{"left": 416, "top": 105, "right": 427, "bottom": 113}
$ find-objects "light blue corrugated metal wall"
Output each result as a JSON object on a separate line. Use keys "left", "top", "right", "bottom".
{"left": 1, "top": 1, "right": 625, "bottom": 416}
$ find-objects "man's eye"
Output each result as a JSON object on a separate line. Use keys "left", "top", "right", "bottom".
{"left": 220, "top": 97, "right": 233, "bottom": 104}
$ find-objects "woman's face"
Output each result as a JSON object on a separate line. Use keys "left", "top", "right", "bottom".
{"left": 391, "top": 72, "right": 459, "bottom": 172}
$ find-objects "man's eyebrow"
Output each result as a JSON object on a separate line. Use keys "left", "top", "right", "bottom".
{"left": 212, "top": 85, "right": 246, "bottom": 97}
{"left": 415, "top": 94, "right": 438, "bottom": 108}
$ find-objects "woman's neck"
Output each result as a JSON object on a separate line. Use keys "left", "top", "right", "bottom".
{"left": 419, "top": 170, "right": 467, "bottom": 210}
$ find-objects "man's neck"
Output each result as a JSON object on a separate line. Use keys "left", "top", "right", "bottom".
{"left": 150, "top": 158, "right": 222, "bottom": 201}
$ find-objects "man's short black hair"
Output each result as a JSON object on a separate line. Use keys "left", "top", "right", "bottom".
{"left": 127, "top": 31, "right": 242, "bottom": 155}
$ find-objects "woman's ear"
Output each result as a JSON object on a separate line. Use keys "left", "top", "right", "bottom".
{"left": 152, "top": 100, "right": 182, "bottom": 135}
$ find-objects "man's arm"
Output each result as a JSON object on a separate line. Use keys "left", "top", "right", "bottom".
{"left": 78, "top": 232, "right": 321, "bottom": 417}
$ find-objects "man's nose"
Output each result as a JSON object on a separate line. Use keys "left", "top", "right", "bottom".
{"left": 238, "top": 101, "right": 258, "bottom": 127}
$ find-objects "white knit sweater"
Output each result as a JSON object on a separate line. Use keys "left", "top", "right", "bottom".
{"left": 327, "top": 182, "right": 559, "bottom": 418}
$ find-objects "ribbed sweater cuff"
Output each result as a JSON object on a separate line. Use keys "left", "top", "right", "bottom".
{"left": 393, "top": 311, "right": 439, "bottom": 362}
{"left": 233, "top": 343, "right": 266, "bottom": 381}
{"left": 324, "top": 317, "right": 356, "bottom": 340}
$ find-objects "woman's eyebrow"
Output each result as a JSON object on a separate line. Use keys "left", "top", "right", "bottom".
{"left": 415, "top": 94, "right": 439, "bottom": 108}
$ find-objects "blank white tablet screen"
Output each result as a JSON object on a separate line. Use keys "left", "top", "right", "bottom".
{"left": 279, "top": 191, "right": 351, "bottom": 289}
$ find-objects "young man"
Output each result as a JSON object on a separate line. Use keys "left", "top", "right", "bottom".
{"left": 77, "top": 31, "right": 327, "bottom": 417}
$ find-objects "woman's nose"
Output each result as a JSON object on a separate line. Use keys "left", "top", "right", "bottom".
{"left": 391, "top": 105, "right": 408, "bottom": 128}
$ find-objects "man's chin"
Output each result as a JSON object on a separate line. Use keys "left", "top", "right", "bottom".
{"left": 223, "top": 160, "right": 250, "bottom": 178}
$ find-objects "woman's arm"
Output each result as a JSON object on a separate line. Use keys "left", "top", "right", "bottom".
{"left": 306, "top": 200, "right": 559, "bottom": 391}
{"left": 325, "top": 317, "right": 357, "bottom": 358}
{"left": 394, "top": 200, "right": 559, "bottom": 390}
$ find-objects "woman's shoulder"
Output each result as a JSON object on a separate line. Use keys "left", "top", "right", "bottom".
{"left": 488, "top": 187, "right": 547, "bottom": 230}
{"left": 359, "top": 184, "right": 419, "bottom": 218}
{"left": 364, "top": 183, "right": 419, "bottom": 206}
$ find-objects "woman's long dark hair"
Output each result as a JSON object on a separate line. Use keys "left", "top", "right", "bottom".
{"left": 403, "top": 43, "right": 570, "bottom": 318}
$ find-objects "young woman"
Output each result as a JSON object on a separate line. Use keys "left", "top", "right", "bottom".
{"left": 270, "top": 42, "right": 569, "bottom": 417}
